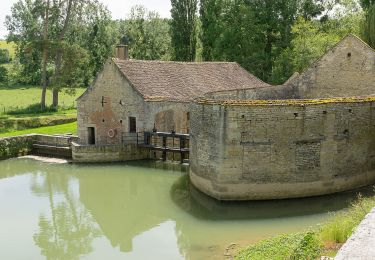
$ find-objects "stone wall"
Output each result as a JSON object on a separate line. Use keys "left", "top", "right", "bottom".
{"left": 0, "top": 134, "right": 78, "bottom": 160}
{"left": 190, "top": 98, "right": 375, "bottom": 200}
{"left": 72, "top": 142, "right": 149, "bottom": 163}
{"left": 289, "top": 35, "right": 375, "bottom": 99}
{"left": 77, "top": 61, "right": 146, "bottom": 145}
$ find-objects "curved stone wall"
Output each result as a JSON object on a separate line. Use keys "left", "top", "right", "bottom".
{"left": 189, "top": 98, "right": 375, "bottom": 200}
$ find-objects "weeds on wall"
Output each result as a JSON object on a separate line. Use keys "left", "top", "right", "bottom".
{"left": 0, "top": 137, "right": 33, "bottom": 159}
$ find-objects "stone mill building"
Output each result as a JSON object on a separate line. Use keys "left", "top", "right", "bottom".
{"left": 75, "top": 34, "right": 375, "bottom": 201}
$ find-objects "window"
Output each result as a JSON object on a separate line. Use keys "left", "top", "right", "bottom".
{"left": 129, "top": 117, "right": 137, "bottom": 133}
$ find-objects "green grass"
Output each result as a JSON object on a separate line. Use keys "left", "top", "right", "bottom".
{"left": 0, "top": 86, "right": 85, "bottom": 114}
{"left": 236, "top": 231, "right": 322, "bottom": 260}
{"left": 320, "top": 194, "right": 375, "bottom": 243}
{"left": 0, "top": 41, "right": 16, "bottom": 59}
{"left": 0, "top": 109, "right": 77, "bottom": 120}
{"left": 236, "top": 193, "right": 375, "bottom": 260}
{"left": 0, "top": 122, "right": 77, "bottom": 138}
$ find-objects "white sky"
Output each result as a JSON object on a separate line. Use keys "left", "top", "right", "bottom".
{"left": 0, "top": 0, "right": 172, "bottom": 39}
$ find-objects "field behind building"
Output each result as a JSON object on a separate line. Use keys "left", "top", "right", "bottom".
{"left": 0, "top": 41, "right": 16, "bottom": 59}
{"left": 0, "top": 86, "right": 85, "bottom": 115}
{"left": 0, "top": 86, "right": 85, "bottom": 136}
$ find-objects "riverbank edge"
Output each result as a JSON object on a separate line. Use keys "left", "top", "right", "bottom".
{"left": 235, "top": 195, "right": 375, "bottom": 260}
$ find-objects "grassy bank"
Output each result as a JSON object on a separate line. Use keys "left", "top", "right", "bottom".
{"left": 236, "top": 193, "right": 375, "bottom": 260}
{"left": 0, "top": 122, "right": 77, "bottom": 138}
{"left": 0, "top": 86, "right": 85, "bottom": 114}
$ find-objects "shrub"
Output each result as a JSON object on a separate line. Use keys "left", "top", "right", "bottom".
{"left": 6, "top": 103, "right": 58, "bottom": 115}
{"left": 0, "top": 65, "right": 8, "bottom": 83}
{"left": 0, "top": 49, "right": 10, "bottom": 64}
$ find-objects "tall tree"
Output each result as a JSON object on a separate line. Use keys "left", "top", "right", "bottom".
{"left": 170, "top": 0, "right": 198, "bottom": 61}
{"left": 199, "top": 0, "right": 223, "bottom": 61}
{"left": 6, "top": 0, "right": 115, "bottom": 109}
{"left": 117, "top": 5, "right": 172, "bottom": 60}
{"left": 51, "top": 0, "right": 73, "bottom": 108}
{"left": 41, "top": 0, "right": 50, "bottom": 110}
{"left": 362, "top": 1, "right": 375, "bottom": 48}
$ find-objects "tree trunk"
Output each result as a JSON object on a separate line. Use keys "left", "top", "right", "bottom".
{"left": 52, "top": 88, "right": 59, "bottom": 107}
{"left": 52, "top": 0, "right": 73, "bottom": 108}
{"left": 41, "top": 0, "right": 50, "bottom": 110}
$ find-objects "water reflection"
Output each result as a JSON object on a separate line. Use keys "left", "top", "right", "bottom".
{"left": 30, "top": 168, "right": 100, "bottom": 260}
{"left": 170, "top": 175, "right": 375, "bottom": 220}
{"left": 76, "top": 162, "right": 185, "bottom": 258}
{"left": 0, "top": 158, "right": 374, "bottom": 260}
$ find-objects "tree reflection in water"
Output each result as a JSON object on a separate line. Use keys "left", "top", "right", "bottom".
{"left": 31, "top": 169, "right": 100, "bottom": 260}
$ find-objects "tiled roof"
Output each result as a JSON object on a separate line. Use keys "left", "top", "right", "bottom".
{"left": 113, "top": 59, "right": 270, "bottom": 102}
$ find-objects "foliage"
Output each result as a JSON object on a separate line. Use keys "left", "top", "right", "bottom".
{"left": 3, "top": 0, "right": 369, "bottom": 89}
{"left": 6, "top": 103, "right": 58, "bottom": 115}
{"left": 320, "top": 194, "right": 375, "bottom": 243}
{"left": 0, "top": 122, "right": 77, "bottom": 138}
{"left": 235, "top": 231, "right": 322, "bottom": 260}
{"left": 117, "top": 5, "right": 172, "bottom": 60}
{"left": 5, "top": 0, "right": 116, "bottom": 107}
{"left": 171, "top": 0, "right": 198, "bottom": 61}
{"left": 0, "top": 41, "right": 16, "bottom": 59}
{"left": 0, "top": 66, "right": 8, "bottom": 83}
{"left": 0, "top": 136, "right": 33, "bottom": 159}
{"left": 0, "top": 49, "right": 10, "bottom": 64}
{"left": 271, "top": 11, "right": 364, "bottom": 84}
{"left": 362, "top": 4, "right": 375, "bottom": 48}
{"left": 199, "top": 0, "right": 223, "bottom": 61}
{"left": 236, "top": 192, "right": 375, "bottom": 259}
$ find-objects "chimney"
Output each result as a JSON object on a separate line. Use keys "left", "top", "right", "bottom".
{"left": 116, "top": 44, "right": 129, "bottom": 60}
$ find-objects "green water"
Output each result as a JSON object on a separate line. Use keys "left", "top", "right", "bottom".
{"left": 0, "top": 158, "right": 373, "bottom": 260}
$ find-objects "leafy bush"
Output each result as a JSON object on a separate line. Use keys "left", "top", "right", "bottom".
{"left": 6, "top": 103, "right": 58, "bottom": 115}
{"left": 0, "top": 65, "right": 8, "bottom": 83}
{"left": 0, "top": 49, "right": 10, "bottom": 64}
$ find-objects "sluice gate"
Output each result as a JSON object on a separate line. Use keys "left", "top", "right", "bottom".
{"left": 123, "top": 131, "right": 190, "bottom": 163}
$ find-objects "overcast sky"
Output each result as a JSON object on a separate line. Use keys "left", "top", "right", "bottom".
{"left": 0, "top": 0, "right": 172, "bottom": 39}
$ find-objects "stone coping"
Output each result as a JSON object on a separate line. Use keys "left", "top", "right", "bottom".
{"left": 335, "top": 207, "right": 375, "bottom": 259}
{"left": 197, "top": 96, "right": 375, "bottom": 107}
{"left": 71, "top": 142, "right": 128, "bottom": 148}
{"left": 0, "top": 134, "right": 78, "bottom": 141}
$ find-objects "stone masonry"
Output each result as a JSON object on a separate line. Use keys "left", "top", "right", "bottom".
{"left": 190, "top": 98, "right": 375, "bottom": 200}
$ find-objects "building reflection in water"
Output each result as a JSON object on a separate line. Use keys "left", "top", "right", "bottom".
{"left": 3, "top": 158, "right": 371, "bottom": 259}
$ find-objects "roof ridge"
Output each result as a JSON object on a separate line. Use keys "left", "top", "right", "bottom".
{"left": 113, "top": 58, "right": 237, "bottom": 65}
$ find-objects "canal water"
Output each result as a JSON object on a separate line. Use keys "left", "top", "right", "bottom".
{"left": 0, "top": 158, "right": 373, "bottom": 260}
